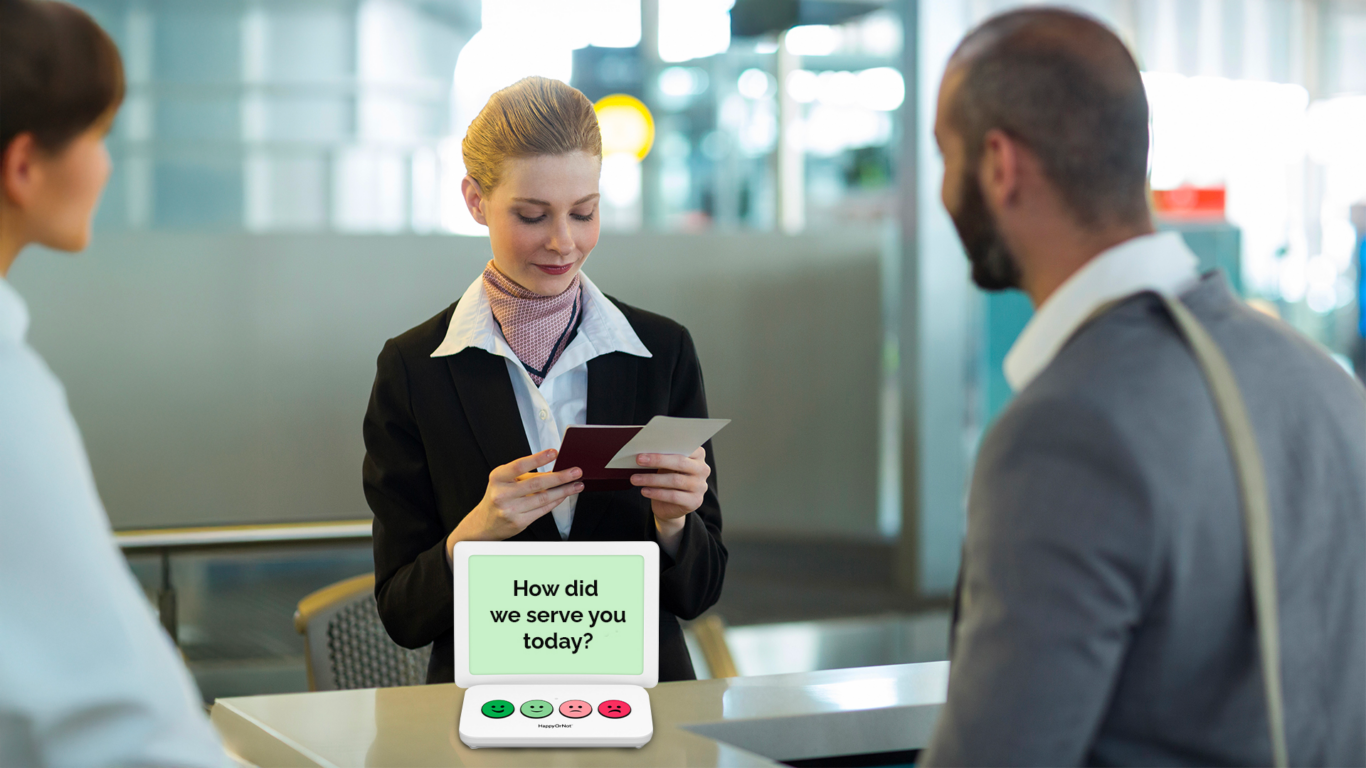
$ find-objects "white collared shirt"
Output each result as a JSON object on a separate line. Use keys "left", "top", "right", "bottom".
{"left": 432, "top": 271, "right": 652, "bottom": 539}
{"left": 1004, "top": 231, "right": 1202, "bottom": 392}
{"left": 0, "top": 279, "right": 227, "bottom": 766}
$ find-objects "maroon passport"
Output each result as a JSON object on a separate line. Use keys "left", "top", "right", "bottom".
{"left": 552, "top": 426, "right": 657, "bottom": 492}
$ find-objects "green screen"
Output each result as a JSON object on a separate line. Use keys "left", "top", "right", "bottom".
{"left": 467, "top": 554, "right": 645, "bottom": 676}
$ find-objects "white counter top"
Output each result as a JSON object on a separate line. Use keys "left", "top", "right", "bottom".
{"left": 210, "top": 661, "right": 949, "bottom": 767}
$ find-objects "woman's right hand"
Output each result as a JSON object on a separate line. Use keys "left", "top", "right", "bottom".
{"left": 447, "top": 449, "right": 582, "bottom": 557}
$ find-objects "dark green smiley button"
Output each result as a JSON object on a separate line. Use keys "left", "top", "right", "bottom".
{"left": 520, "top": 700, "right": 553, "bottom": 719}
{"left": 481, "top": 699, "right": 514, "bottom": 718}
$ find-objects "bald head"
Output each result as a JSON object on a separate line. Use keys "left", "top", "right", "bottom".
{"left": 944, "top": 8, "right": 1150, "bottom": 227}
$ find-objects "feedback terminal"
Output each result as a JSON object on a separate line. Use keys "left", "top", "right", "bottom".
{"left": 452, "top": 541, "right": 660, "bottom": 749}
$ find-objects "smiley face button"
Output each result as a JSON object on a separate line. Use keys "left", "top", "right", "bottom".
{"left": 481, "top": 700, "right": 513, "bottom": 719}
{"left": 520, "top": 700, "right": 553, "bottom": 719}
{"left": 598, "top": 699, "right": 631, "bottom": 718}
{"left": 559, "top": 700, "right": 592, "bottom": 719}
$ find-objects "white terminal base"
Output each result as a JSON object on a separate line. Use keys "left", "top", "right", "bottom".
{"left": 459, "top": 684, "right": 653, "bottom": 749}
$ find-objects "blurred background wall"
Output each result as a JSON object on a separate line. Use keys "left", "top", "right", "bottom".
{"left": 15, "top": 229, "right": 884, "bottom": 537}
{"left": 10, "top": 0, "right": 1366, "bottom": 698}
{"left": 17, "top": 0, "right": 1366, "bottom": 588}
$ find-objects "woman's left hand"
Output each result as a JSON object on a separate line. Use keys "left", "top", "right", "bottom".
{"left": 631, "top": 446, "right": 710, "bottom": 527}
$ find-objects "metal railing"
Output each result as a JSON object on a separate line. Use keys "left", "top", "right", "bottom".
{"left": 113, "top": 520, "right": 744, "bottom": 683}
{"left": 115, "top": 520, "right": 371, "bottom": 645}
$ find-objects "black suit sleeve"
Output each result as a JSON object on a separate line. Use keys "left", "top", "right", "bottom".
{"left": 656, "top": 328, "right": 727, "bottom": 620}
{"left": 363, "top": 339, "right": 452, "bottom": 649}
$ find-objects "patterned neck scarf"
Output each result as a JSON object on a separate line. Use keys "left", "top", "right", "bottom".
{"left": 482, "top": 262, "right": 584, "bottom": 386}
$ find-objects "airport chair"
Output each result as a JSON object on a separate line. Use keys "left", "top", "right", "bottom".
{"left": 293, "top": 573, "right": 431, "bottom": 691}
{"left": 690, "top": 614, "right": 740, "bottom": 678}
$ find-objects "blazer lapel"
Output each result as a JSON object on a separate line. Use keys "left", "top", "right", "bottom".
{"left": 446, "top": 349, "right": 561, "bottom": 542}
{"left": 570, "top": 352, "right": 640, "bottom": 541}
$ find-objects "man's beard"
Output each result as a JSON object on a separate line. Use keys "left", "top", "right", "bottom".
{"left": 949, "top": 168, "right": 1022, "bottom": 292}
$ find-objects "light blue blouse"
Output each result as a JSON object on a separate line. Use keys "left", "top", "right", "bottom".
{"left": 0, "top": 278, "right": 227, "bottom": 766}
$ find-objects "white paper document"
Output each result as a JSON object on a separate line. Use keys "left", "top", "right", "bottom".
{"left": 604, "top": 416, "right": 731, "bottom": 469}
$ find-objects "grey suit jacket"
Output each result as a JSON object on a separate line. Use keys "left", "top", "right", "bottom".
{"left": 923, "top": 273, "right": 1366, "bottom": 766}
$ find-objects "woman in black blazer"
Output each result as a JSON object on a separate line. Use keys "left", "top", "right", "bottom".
{"left": 362, "top": 77, "right": 726, "bottom": 684}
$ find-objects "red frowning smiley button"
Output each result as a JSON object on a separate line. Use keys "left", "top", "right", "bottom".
{"left": 597, "top": 699, "right": 631, "bottom": 718}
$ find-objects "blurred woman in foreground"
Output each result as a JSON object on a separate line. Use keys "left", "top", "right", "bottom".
{"left": 0, "top": 0, "right": 228, "bottom": 763}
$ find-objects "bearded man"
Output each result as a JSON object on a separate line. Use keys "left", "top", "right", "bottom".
{"left": 922, "top": 8, "right": 1366, "bottom": 766}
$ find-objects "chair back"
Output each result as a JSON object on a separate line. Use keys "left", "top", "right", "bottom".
{"left": 293, "top": 573, "right": 431, "bottom": 691}
{"left": 690, "top": 614, "right": 739, "bottom": 678}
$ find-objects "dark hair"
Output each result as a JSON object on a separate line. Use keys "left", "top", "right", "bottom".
{"left": 948, "top": 7, "right": 1150, "bottom": 227}
{"left": 0, "top": 0, "right": 125, "bottom": 155}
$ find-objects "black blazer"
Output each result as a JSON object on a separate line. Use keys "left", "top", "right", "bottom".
{"left": 362, "top": 294, "right": 727, "bottom": 684}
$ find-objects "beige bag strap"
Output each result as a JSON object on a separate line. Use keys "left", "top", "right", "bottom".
{"left": 1158, "top": 294, "right": 1289, "bottom": 768}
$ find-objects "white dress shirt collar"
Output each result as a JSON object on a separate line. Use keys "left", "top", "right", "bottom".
{"left": 0, "top": 278, "right": 30, "bottom": 345}
{"left": 1003, "top": 231, "right": 1201, "bottom": 392}
{"left": 431, "top": 270, "right": 652, "bottom": 368}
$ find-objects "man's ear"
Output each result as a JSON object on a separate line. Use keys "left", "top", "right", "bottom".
{"left": 1, "top": 133, "right": 40, "bottom": 210}
{"left": 977, "top": 128, "right": 1020, "bottom": 212}
{"left": 461, "top": 175, "right": 488, "bottom": 226}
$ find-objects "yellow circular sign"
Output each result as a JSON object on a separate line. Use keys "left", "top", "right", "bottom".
{"left": 594, "top": 94, "right": 655, "bottom": 161}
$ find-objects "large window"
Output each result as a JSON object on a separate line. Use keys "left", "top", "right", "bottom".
{"left": 80, "top": 0, "right": 907, "bottom": 236}
{"left": 973, "top": 0, "right": 1366, "bottom": 365}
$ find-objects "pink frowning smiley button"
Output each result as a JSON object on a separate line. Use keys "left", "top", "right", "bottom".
{"left": 559, "top": 700, "right": 591, "bottom": 718}
{"left": 598, "top": 699, "right": 631, "bottom": 718}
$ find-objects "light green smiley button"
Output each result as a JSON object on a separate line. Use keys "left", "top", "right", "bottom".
{"left": 520, "top": 700, "right": 553, "bottom": 719}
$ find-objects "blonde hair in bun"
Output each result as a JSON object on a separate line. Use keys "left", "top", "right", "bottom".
{"left": 462, "top": 76, "right": 603, "bottom": 194}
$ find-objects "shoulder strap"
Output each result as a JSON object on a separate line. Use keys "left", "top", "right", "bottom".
{"left": 1158, "top": 294, "right": 1289, "bottom": 768}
